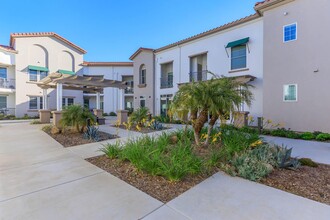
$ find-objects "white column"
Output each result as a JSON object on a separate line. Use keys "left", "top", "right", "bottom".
{"left": 56, "top": 83, "right": 63, "bottom": 111}
{"left": 96, "top": 92, "right": 101, "bottom": 109}
{"left": 42, "top": 89, "right": 48, "bottom": 110}
{"left": 119, "top": 89, "right": 124, "bottom": 110}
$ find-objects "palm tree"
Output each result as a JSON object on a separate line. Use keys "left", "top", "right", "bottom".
{"left": 171, "top": 76, "right": 253, "bottom": 146}
{"left": 61, "top": 105, "right": 95, "bottom": 133}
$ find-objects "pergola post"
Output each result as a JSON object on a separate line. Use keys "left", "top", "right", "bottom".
{"left": 93, "top": 92, "right": 103, "bottom": 121}
{"left": 53, "top": 83, "right": 63, "bottom": 128}
{"left": 39, "top": 88, "right": 51, "bottom": 123}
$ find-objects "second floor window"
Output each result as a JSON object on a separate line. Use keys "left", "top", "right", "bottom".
{"left": 0, "top": 67, "right": 7, "bottom": 79}
{"left": 29, "top": 69, "right": 48, "bottom": 81}
{"left": 284, "top": 23, "right": 297, "bottom": 42}
{"left": 231, "top": 45, "right": 247, "bottom": 70}
{"left": 140, "top": 66, "right": 146, "bottom": 85}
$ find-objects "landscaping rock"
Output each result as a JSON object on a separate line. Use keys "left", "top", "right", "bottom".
{"left": 51, "top": 126, "right": 61, "bottom": 135}
{"left": 170, "top": 135, "right": 178, "bottom": 144}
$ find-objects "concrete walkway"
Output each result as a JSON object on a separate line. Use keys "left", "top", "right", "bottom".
{"left": 263, "top": 135, "right": 330, "bottom": 164}
{"left": 1, "top": 122, "right": 329, "bottom": 219}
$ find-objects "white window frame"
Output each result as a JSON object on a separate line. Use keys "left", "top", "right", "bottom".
{"left": 230, "top": 45, "right": 248, "bottom": 70}
{"left": 29, "top": 96, "right": 43, "bottom": 110}
{"left": 0, "top": 95, "right": 7, "bottom": 109}
{"left": 139, "top": 96, "right": 146, "bottom": 108}
{"left": 62, "top": 97, "right": 75, "bottom": 107}
{"left": 28, "top": 69, "right": 48, "bottom": 82}
{"left": 283, "top": 84, "right": 298, "bottom": 102}
{"left": 0, "top": 67, "right": 7, "bottom": 79}
{"left": 283, "top": 23, "right": 298, "bottom": 43}
{"left": 140, "top": 68, "right": 146, "bottom": 85}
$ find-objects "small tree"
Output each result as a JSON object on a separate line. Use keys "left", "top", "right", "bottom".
{"left": 60, "top": 105, "right": 95, "bottom": 133}
{"left": 171, "top": 76, "right": 253, "bottom": 146}
{"left": 129, "top": 107, "right": 149, "bottom": 126}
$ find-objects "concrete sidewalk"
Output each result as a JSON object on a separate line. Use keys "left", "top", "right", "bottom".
{"left": 1, "top": 122, "right": 329, "bottom": 219}
{"left": 263, "top": 135, "right": 330, "bottom": 164}
{"left": 0, "top": 122, "right": 162, "bottom": 219}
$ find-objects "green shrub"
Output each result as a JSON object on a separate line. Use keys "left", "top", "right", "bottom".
{"left": 109, "top": 112, "right": 117, "bottom": 116}
{"left": 300, "top": 132, "right": 315, "bottom": 140}
{"left": 313, "top": 131, "right": 323, "bottom": 137}
{"left": 316, "top": 133, "right": 330, "bottom": 141}
{"left": 285, "top": 131, "right": 301, "bottom": 139}
{"left": 270, "top": 128, "right": 288, "bottom": 137}
{"left": 30, "top": 119, "right": 42, "bottom": 125}
{"left": 129, "top": 107, "right": 149, "bottom": 126}
{"left": 261, "top": 129, "right": 271, "bottom": 135}
{"left": 100, "top": 132, "right": 202, "bottom": 181}
{"left": 298, "top": 158, "right": 318, "bottom": 167}
{"left": 101, "top": 142, "right": 121, "bottom": 159}
{"left": 102, "top": 113, "right": 109, "bottom": 116}
{"left": 60, "top": 105, "right": 95, "bottom": 133}
{"left": 239, "top": 126, "right": 258, "bottom": 134}
{"left": 42, "top": 125, "right": 52, "bottom": 133}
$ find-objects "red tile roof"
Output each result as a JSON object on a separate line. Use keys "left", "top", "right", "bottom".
{"left": 82, "top": 61, "right": 133, "bottom": 67}
{"left": 155, "top": 13, "right": 260, "bottom": 53}
{"left": 0, "top": 44, "right": 17, "bottom": 53}
{"left": 10, "top": 32, "right": 87, "bottom": 54}
{"left": 129, "top": 47, "right": 154, "bottom": 60}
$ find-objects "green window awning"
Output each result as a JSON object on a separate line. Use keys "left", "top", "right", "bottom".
{"left": 58, "top": 69, "right": 75, "bottom": 75}
{"left": 226, "top": 37, "right": 250, "bottom": 48}
{"left": 28, "top": 65, "right": 49, "bottom": 72}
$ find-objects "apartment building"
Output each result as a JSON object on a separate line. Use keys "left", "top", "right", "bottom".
{"left": 1, "top": 0, "right": 330, "bottom": 132}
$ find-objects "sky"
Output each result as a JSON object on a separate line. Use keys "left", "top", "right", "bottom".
{"left": 0, "top": 0, "right": 258, "bottom": 62}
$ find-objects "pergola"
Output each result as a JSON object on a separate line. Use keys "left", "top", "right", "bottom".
{"left": 36, "top": 73, "right": 129, "bottom": 126}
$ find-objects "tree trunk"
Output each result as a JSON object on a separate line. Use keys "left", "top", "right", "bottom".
{"left": 204, "top": 114, "right": 219, "bottom": 146}
{"left": 193, "top": 109, "right": 208, "bottom": 146}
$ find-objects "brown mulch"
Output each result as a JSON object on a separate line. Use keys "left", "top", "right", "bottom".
{"left": 111, "top": 125, "right": 169, "bottom": 134}
{"left": 45, "top": 131, "right": 118, "bottom": 147}
{"left": 86, "top": 155, "right": 219, "bottom": 203}
{"left": 261, "top": 164, "right": 330, "bottom": 205}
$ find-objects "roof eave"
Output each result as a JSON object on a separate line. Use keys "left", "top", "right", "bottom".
{"left": 254, "top": 0, "right": 294, "bottom": 14}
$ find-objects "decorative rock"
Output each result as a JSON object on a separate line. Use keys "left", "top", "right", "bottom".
{"left": 51, "top": 126, "right": 61, "bottom": 135}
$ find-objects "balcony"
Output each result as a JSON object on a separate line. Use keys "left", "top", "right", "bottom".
{"left": 189, "top": 70, "right": 208, "bottom": 82}
{"left": 124, "top": 87, "right": 134, "bottom": 94}
{"left": 160, "top": 76, "right": 173, "bottom": 89}
{"left": 0, "top": 78, "right": 15, "bottom": 93}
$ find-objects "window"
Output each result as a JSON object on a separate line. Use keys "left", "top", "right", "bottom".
{"left": 67, "top": 98, "right": 74, "bottom": 106}
{"left": 29, "top": 69, "right": 48, "bottom": 81}
{"left": 160, "top": 94, "right": 173, "bottom": 116}
{"left": 283, "top": 84, "right": 297, "bottom": 101}
{"left": 140, "top": 96, "right": 146, "bottom": 108}
{"left": 29, "top": 97, "right": 38, "bottom": 109}
{"left": 29, "top": 70, "right": 38, "bottom": 82}
{"left": 190, "top": 54, "right": 207, "bottom": 82}
{"left": 40, "top": 97, "right": 43, "bottom": 110}
{"left": 62, "top": 98, "right": 74, "bottom": 107}
{"left": 0, "top": 96, "right": 7, "bottom": 109}
{"left": 284, "top": 23, "right": 297, "bottom": 42}
{"left": 40, "top": 71, "right": 48, "bottom": 80}
{"left": 0, "top": 68, "right": 7, "bottom": 79}
{"left": 231, "top": 45, "right": 247, "bottom": 70}
{"left": 161, "top": 62, "right": 174, "bottom": 88}
{"left": 84, "top": 99, "right": 90, "bottom": 108}
{"left": 140, "top": 65, "right": 146, "bottom": 85}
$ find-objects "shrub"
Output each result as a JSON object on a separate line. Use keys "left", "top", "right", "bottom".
{"left": 298, "top": 158, "right": 318, "bottom": 167}
{"left": 83, "top": 126, "right": 100, "bottom": 141}
{"left": 30, "top": 119, "right": 42, "bottom": 125}
{"left": 270, "top": 128, "right": 288, "bottom": 137}
{"left": 102, "top": 113, "right": 109, "bottom": 116}
{"left": 313, "top": 131, "right": 323, "bottom": 137}
{"left": 316, "top": 133, "right": 330, "bottom": 141}
{"left": 60, "top": 105, "right": 95, "bottom": 133}
{"left": 109, "top": 112, "right": 117, "bottom": 116}
{"left": 300, "top": 132, "right": 315, "bottom": 140}
{"left": 129, "top": 107, "right": 149, "bottom": 126}
{"left": 285, "top": 131, "right": 301, "bottom": 139}
{"left": 271, "top": 145, "right": 300, "bottom": 169}
{"left": 100, "top": 132, "right": 202, "bottom": 181}
{"left": 239, "top": 126, "right": 258, "bottom": 134}
{"left": 261, "top": 129, "right": 271, "bottom": 135}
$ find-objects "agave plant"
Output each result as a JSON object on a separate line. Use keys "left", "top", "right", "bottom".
{"left": 83, "top": 125, "right": 99, "bottom": 141}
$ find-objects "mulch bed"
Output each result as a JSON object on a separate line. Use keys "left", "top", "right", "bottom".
{"left": 261, "top": 164, "right": 330, "bottom": 205}
{"left": 86, "top": 155, "right": 219, "bottom": 203}
{"left": 112, "top": 125, "right": 170, "bottom": 134}
{"left": 45, "top": 130, "right": 118, "bottom": 147}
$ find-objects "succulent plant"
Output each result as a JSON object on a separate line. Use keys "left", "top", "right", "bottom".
{"left": 84, "top": 125, "right": 100, "bottom": 141}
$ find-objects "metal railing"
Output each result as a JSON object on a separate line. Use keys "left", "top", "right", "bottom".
{"left": 160, "top": 77, "right": 173, "bottom": 89}
{"left": 0, "top": 78, "right": 15, "bottom": 89}
{"left": 189, "top": 70, "right": 208, "bottom": 82}
{"left": 124, "top": 87, "right": 134, "bottom": 94}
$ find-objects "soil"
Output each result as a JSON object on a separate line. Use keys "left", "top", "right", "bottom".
{"left": 86, "top": 155, "right": 219, "bottom": 203}
{"left": 45, "top": 130, "right": 118, "bottom": 147}
{"left": 112, "top": 125, "right": 170, "bottom": 134}
{"left": 261, "top": 164, "right": 330, "bottom": 205}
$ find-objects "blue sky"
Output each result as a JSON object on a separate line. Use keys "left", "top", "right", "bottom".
{"left": 0, "top": 0, "right": 258, "bottom": 61}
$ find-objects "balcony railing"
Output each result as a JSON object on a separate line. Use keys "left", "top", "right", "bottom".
{"left": 160, "top": 77, "right": 173, "bottom": 89}
{"left": 189, "top": 70, "right": 208, "bottom": 82}
{"left": 124, "top": 87, "right": 134, "bottom": 94}
{"left": 0, "top": 78, "right": 15, "bottom": 89}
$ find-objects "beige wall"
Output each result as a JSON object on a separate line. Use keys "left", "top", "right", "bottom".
{"left": 263, "top": 0, "right": 330, "bottom": 132}
{"left": 14, "top": 36, "right": 84, "bottom": 117}
{"left": 132, "top": 50, "right": 155, "bottom": 114}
